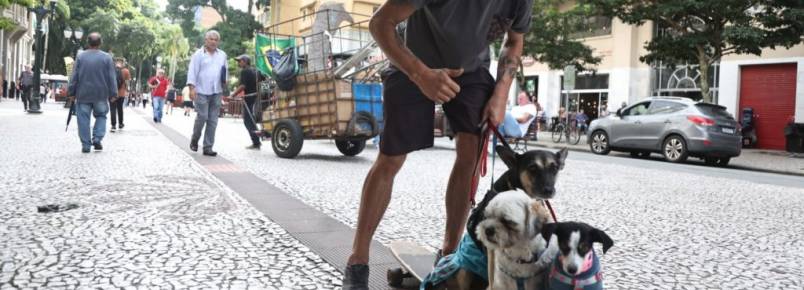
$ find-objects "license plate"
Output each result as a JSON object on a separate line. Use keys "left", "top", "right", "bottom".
{"left": 722, "top": 128, "right": 735, "bottom": 134}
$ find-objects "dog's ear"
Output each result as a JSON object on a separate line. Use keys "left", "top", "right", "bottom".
{"left": 540, "top": 222, "right": 557, "bottom": 242}
{"left": 497, "top": 145, "right": 517, "bottom": 169}
{"left": 555, "top": 148, "right": 569, "bottom": 170}
{"left": 591, "top": 228, "right": 614, "bottom": 254}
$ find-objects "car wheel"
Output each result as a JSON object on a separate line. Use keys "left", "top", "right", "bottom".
{"left": 716, "top": 157, "right": 730, "bottom": 167}
{"left": 589, "top": 130, "right": 610, "bottom": 155}
{"left": 662, "top": 135, "right": 688, "bottom": 163}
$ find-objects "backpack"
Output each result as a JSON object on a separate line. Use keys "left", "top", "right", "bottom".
{"left": 115, "top": 68, "right": 125, "bottom": 90}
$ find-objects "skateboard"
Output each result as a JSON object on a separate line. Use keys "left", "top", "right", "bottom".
{"left": 387, "top": 241, "right": 436, "bottom": 288}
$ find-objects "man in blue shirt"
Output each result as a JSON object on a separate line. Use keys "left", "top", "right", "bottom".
{"left": 67, "top": 33, "right": 117, "bottom": 153}
{"left": 187, "top": 30, "right": 227, "bottom": 157}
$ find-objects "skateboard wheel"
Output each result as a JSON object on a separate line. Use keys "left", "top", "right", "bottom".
{"left": 387, "top": 268, "right": 405, "bottom": 287}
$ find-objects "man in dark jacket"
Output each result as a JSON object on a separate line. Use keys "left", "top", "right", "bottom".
{"left": 18, "top": 65, "right": 33, "bottom": 111}
{"left": 68, "top": 32, "right": 117, "bottom": 153}
{"left": 228, "top": 54, "right": 262, "bottom": 150}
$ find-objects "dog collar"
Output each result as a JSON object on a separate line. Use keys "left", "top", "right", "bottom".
{"left": 550, "top": 252, "right": 602, "bottom": 290}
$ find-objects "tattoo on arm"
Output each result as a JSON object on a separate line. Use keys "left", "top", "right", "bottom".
{"left": 497, "top": 55, "right": 520, "bottom": 80}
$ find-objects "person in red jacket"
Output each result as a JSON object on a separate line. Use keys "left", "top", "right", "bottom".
{"left": 147, "top": 69, "right": 170, "bottom": 123}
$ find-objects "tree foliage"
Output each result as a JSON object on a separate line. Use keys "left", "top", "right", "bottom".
{"left": 0, "top": 0, "right": 34, "bottom": 31}
{"left": 523, "top": 0, "right": 602, "bottom": 71}
{"left": 586, "top": 0, "right": 804, "bottom": 102}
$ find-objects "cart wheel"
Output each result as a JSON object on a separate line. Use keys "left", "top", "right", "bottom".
{"left": 272, "top": 119, "right": 303, "bottom": 158}
{"left": 387, "top": 267, "right": 406, "bottom": 287}
{"left": 335, "top": 139, "right": 366, "bottom": 156}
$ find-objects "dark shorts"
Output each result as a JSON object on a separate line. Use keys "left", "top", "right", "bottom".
{"left": 183, "top": 101, "right": 193, "bottom": 108}
{"left": 380, "top": 69, "right": 495, "bottom": 156}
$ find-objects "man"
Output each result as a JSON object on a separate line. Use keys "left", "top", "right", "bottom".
{"left": 67, "top": 32, "right": 117, "bottom": 153}
{"left": 187, "top": 30, "right": 227, "bottom": 157}
{"left": 165, "top": 86, "right": 176, "bottom": 115}
{"left": 228, "top": 54, "right": 262, "bottom": 150}
{"left": 147, "top": 69, "right": 170, "bottom": 123}
{"left": 499, "top": 92, "right": 538, "bottom": 138}
{"left": 110, "top": 58, "right": 131, "bottom": 132}
{"left": 342, "top": 0, "right": 531, "bottom": 288}
{"left": 182, "top": 86, "right": 193, "bottom": 116}
{"left": 18, "top": 65, "right": 33, "bottom": 111}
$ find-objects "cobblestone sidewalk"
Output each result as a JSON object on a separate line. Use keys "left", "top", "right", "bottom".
{"left": 0, "top": 102, "right": 341, "bottom": 289}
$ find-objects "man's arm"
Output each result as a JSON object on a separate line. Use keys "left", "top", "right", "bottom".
{"left": 370, "top": 0, "right": 462, "bottom": 104}
{"left": 108, "top": 58, "right": 118, "bottom": 100}
{"left": 483, "top": 31, "right": 525, "bottom": 126}
{"left": 68, "top": 58, "right": 80, "bottom": 100}
{"left": 186, "top": 52, "right": 198, "bottom": 100}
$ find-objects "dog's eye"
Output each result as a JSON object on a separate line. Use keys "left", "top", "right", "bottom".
{"left": 528, "top": 165, "right": 539, "bottom": 172}
{"left": 501, "top": 219, "right": 517, "bottom": 229}
{"left": 578, "top": 244, "right": 588, "bottom": 252}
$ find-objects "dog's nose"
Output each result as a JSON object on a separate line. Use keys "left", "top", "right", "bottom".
{"left": 566, "top": 265, "right": 578, "bottom": 275}
{"left": 544, "top": 187, "right": 555, "bottom": 196}
{"left": 485, "top": 227, "right": 495, "bottom": 238}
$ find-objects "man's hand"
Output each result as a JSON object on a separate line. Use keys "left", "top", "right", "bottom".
{"left": 189, "top": 86, "right": 196, "bottom": 101}
{"left": 411, "top": 68, "right": 463, "bottom": 104}
{"left": 482, "top": 96, "right": 507, "bottom": 127}
{"left": 68, "top": 96, "right": 76, "bottom": 103}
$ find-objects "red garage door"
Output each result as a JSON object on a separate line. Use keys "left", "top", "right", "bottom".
{"left": 739, "top": 63, "right": 797, "bottom": 150}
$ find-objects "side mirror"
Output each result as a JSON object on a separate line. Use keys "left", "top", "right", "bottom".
{"left": 616, "top": 108, "right": 622, "bottom": 117}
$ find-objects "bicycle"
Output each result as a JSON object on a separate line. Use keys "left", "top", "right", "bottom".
{"left": 551, "top": 119, "right": 581, "bottom": 145}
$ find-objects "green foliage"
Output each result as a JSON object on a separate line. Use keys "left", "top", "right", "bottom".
{"left": 0, "top": 0, "right": 34, "bottom": 30}
{"left": 586, "top": 0, "right": 804, "bottom": 102}
{"left": 523, "top": 0, "right": 602, "bottom": 71}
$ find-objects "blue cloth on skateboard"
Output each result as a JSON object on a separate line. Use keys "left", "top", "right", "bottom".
{"left": 420, "top": 234, "right": 487, "bottom": 289}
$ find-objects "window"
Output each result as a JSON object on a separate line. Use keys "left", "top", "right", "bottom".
{"left": 648, "top": 100, "right": 687, "bottom": 115}
{"left": 624, "top": 102, "right": 651, "bottom": 116}
{"left": 571, "top": 16, "right": 612, "bottom": 39}
{"left": 560, "top": 74, "right": 609, "bottom": 90}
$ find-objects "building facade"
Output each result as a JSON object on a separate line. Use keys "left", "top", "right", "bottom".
{"left": 523, "top": 16, "right": 803, "bottom": 150}
{"left": 1, "top": 3, "right": 35, "bottom": 91}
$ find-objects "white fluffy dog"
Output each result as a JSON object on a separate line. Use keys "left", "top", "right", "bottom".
{"left": 475, "top": 190, "right": 558, "bottom": 290}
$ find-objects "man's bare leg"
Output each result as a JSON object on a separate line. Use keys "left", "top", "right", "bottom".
{"left": 441, "top": 132, "right": 481, "bottom": 255}
{"left": 347, "top": 153, "right": 407, "bottom": 265}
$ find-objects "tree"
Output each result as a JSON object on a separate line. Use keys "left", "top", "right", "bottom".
{"left": 44, "top": 0, "right": 71, "bottom": 74}
{"left": 587, "top": 0, "right": 804, "bottom": 103}
{"left": 522, "top": 0, "right": 602, "bottom": 71}
{"left": 81, "top": 8, "right": 121, "bottom": 52}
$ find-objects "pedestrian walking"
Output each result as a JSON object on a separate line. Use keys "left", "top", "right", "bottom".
{"left": 18, "top": 65, "right": 33, "bottom": 111}
{"left": 142, "top": 92, "right": 149, "bottom": 109}
{"left": 165, "top": 86, "right": 176, "bottom": 115}
{"left": 147, "top": 69, "right": 170, "bottom": 123}
{"left": 342, "top": 0, "right": 532, "bottom": 288}
{"left": 3, "top": 79, "right": 8, "bottom": 99}
{"left": 67, "top": 32, "right": 117, "bottom": 153}
{"left": 182, "top": 86, "right": 193, "bottom": 116}
{"left": 110, "top": 58, "right": 131, "bottom": 132}
{"left": 187, "top": 30, "right": 227, "bottom": 157}
{"left": 228, "top": 54, "right": 261, "bottom": 150}
{"left": 39, "top": 83, "right": 47, "bottom": 103}
{"left": 9, "top": 81, "right": 16, "bottom": 101}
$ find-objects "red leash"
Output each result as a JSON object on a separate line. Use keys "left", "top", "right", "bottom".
{"left": 473, "top": 121, "right": 559, "bottom": 222}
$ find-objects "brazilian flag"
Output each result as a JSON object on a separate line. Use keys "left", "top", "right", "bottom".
{"left": 255, "top": 34, "right": 295, "bottom": 78}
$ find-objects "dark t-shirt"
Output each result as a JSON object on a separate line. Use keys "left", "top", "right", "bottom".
{"left": 399, "top": 0, "right": 534, "bottom": 73}
{"left": 239, "top": 67, "right": 258, "bottom": 97}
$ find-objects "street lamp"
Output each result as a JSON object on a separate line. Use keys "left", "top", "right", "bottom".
{"left": 62, "top": 27, "right": 82, "bottom": 108}
{"left": 27, "top": 0, "right": 58, "bottom": 114}
{"left": 63, "top": 27, "right": 83, "bottom": 59}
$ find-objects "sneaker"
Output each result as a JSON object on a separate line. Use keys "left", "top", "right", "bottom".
{"left": 202, "top": 150, "right": 217, "bottom": 157}
{"left": 153, "top": 117, "right": 158, "bottom": 123}
{"left": 119, "top": 124, "right": 124, "bottom": 130}
{"left": 93, "top": 142, "right": 103, "bottom": 151}
{"left": 190, "top": 141, "right": 199, "bottom": 152}
{"left": 245, "top": 144, "right": 261, "bottom": 150}
{"left": 342, "top": 264, "right": 369, "bottom": 290}
{"left": 110, "top": 126, "right": 116, "bottom": 133}
{"left": 81, "top": 147, "right": 90, "bottom": 153}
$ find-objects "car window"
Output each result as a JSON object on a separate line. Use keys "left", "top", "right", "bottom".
{"left": 623, "top": 102, "right": 651, "bottom": 116}
{"left": 648, "top": 100, "right": 687, "bottom": 115}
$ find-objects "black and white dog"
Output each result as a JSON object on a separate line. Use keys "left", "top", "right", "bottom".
{"left": 541, "top": 222, "right": 614, "bottom": 290}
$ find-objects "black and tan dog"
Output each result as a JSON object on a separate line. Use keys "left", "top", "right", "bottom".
{"left": 424, "top": 146, "right": 568, "bottom": 290}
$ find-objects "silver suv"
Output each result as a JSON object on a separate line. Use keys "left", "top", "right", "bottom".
{"left": 587, "top": 97, "right": 741, "bottom": 166}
